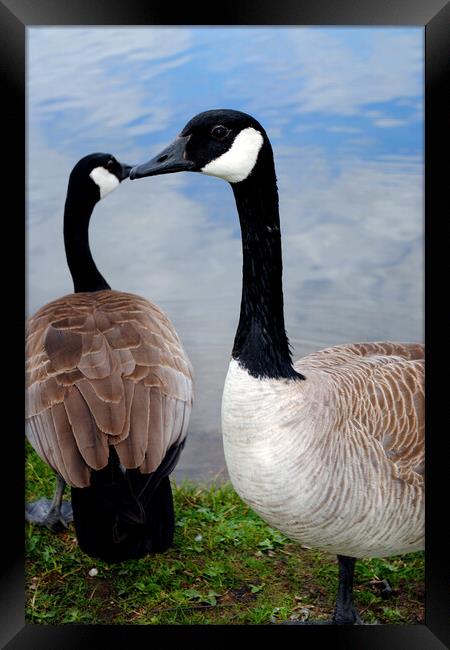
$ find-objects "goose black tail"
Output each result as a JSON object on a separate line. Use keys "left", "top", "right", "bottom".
{"left": 70, "top": 443, "right": 184, "bottom": 563}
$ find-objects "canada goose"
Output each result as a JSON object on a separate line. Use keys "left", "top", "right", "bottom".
{"left": 129, "top": 110, "right": 424, "bottom": 623}
{"left": 26, "top": 153, "right": 193, "bottom": 562}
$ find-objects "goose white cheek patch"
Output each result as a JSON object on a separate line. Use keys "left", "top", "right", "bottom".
{"left": 89, "top": 166, "right": 120, "bottom": 198}
{"left": 201, "top": 127, "right": 264, "bottom": 183}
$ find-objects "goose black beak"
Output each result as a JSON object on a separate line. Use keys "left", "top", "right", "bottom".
{"left": 130, "top": 136, "right": 194, "bottom": 179}
{"left": 120, "top": 163, "right": 133, "bottom": 181}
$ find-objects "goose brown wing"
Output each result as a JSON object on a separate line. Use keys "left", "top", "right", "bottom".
{"left": 295, "top": 341, "right": 424, "bottom": 487}
{"left": 26, "top": 290, "right": 193, "bottom": 487}
{"left": 295, "top": 341, "right": 424, "bottom": 370}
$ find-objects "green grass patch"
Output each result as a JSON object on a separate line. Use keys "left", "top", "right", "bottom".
{"left": 26, "top": 444, "right": 424, "bottom": 625}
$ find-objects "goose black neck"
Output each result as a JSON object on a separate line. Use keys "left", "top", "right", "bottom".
{"left": 63, "top": 191, "right": 110, "bottom": 293}
{"left": 231, "top": 155, "right": 303, "bottom": 380}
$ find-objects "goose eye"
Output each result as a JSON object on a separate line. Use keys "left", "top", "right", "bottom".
{"left": 211, "top": 125, "right": 229, "bottom": 140}
{"left": 106, "top": 159, "right": 115, "bottom": 170}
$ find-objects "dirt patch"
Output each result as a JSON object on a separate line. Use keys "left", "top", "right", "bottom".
{"left": 89, "top": 578, "right": 123, "bottom": 623}
{"left": 221, "top": 584, "right": 258, "bottom": 604}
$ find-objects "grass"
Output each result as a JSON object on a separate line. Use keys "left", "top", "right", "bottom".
{"left": 26, "top": 443, "right": 425, "bottom": 625}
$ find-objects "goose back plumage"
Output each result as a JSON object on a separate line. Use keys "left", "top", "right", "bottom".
{"left": 26, "top": 289, "right": 193, "bottom": 488}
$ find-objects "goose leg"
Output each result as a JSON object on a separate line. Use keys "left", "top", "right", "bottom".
{"left": 280, "top": 554, "right": 363, "bottom": 625}
{"left": 331, "top": 555, "right": 362, "bottom": 624}
{"left": 26, "top": 475, "right": 73, "bottom": 532}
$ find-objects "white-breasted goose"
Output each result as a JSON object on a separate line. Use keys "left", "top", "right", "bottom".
{"left": 26, "top": 153, "right": 193, "bottom": 562}
{"left": 129, "top": 110, "right": 424, "bottom": 623}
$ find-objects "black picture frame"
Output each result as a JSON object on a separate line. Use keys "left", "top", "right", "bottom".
{"left": 1, "top": 0, "right": 448, "bottom": 648}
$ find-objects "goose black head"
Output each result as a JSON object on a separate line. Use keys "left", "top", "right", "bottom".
{"left": 130, "top": 109, "right": 271, "bottom": 184}
{"left": 69, "top": 153, "right": 133, "bottom": 203}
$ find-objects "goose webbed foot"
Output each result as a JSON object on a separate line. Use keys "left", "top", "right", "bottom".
{"left": 331, "top": 603, "right": 363, "bottom": 625}
{"left": 378, "top": 578, "right": 393, "bottom": 599}
{"left": 26, "top": 498, "right": 73, "bottom": 531}
{"left": 26, "top": 476, "right": 73, "bottom": 532}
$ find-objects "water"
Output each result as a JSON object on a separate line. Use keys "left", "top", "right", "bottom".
{"left": 27, "top": 27, "right": 424, "bottom": 481}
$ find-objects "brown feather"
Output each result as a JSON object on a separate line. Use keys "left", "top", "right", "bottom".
{"left": 116, "top": 348, "right": 136, "bottom": 376}
{"left": 63, "top": 386, "right": 110, "bottom": 470}
{"left": 140, "top": 387, "right": 165, "bottom": 473}
{"left": 112, "top": 379, "right": 135, "bottom": 444}
{"left": 170, "top": 399, "right": 187, "bottom": 447}
{"left": 54, "top": 368, "right": 84, "bottom": 387}
{"left": 26, "top": 416, "right": 53, "bottom": 469}
{"left": 104, "top": 322, "right": 141, "bottom": 349}
{"left": 114, "top": 382, "right": 148, "bottom": 468}
{"left": 52, "top": 402, "right": 92, "bottom": 487}
{"left": 94, "top": 310, "right": 114, "bottom": 333}
{"left": 44, "top": 325, "right": 83, "bottom": 371}
{"left": 78, "top": 334, "right": 115, "bottom": 379}
{"left": 26, "top": 376, "right": 65, "bottom": 417}
{"left": 76, "top": 378, "right": 125, "bottom": 434}
{"left": 52, "top": 314, "right": 89, "bottom": 330}
{"left": 38, "top": 407, "right": 67, "bottom": 476}
{"left": 130, "top": 341, "right": 161, "bottom": 366}
{"left": 125, "top": 364, "right": 149, "bottom": 382}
